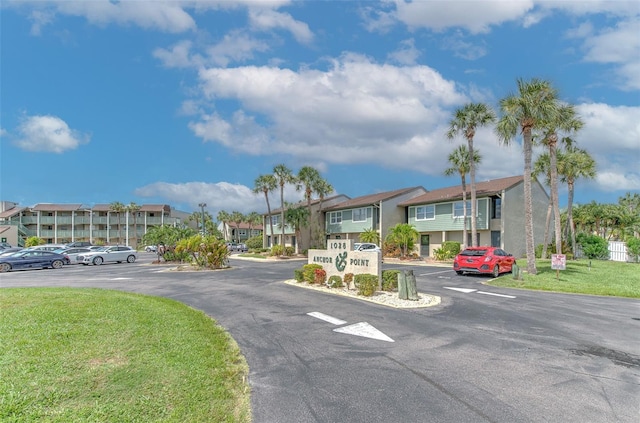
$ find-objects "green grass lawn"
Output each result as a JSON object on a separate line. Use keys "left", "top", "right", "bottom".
{"left": 0, "top": 288, "right": 251, "bottom": 423}
{"left": 490, "top": 259, "right": 640, "bottom": 298}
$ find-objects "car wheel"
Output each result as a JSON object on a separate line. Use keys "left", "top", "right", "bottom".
{"left": 492, "top": 265, "right": 500, "bottom": 278}
{"left": 126, "top": 255, "right": 136, "bottom": 263}
{"left": 0, "top": 263, "right": 11, "bottom": 272}
{"left": 52, "top": 260, "right": 64, "bottom": 269}
{"left": 93, "top": 256, "right": 103, "bottom": 265}
{"left": 455, "top": 271, "right": 463, "bottom": 275}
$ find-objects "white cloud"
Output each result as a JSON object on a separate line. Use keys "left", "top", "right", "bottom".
{"left": 387, "top": 38, "right": 421, "bottom": 65}
{"left": 134, "top": 180, "right": 303, "bottom": 215}
{"left": 205, "top": 30, "right": 271, "bottom": 67}
{"left": 248, "top": 8, "right": 314, "bottom": 44}
{"left": 14, "top": 115, "right": 90, "bottom": 153}
{"left": 440, "top": 31, "right": 487, "bottom": 60}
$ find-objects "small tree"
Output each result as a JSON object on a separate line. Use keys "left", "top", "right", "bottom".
{"left": 385, "top": 223, "right": 419, "bottom": 258}
{"left": 25, "top": 236, "right": 45, "bottom": 247}
{"left": 577, "top": 233, "right": 609, "bottom": 260}
{"left": 625, "top": 236, "right": 640, "bottom": 263}
{"left": 359, "top": 228, "right": 380, "bottom": 245}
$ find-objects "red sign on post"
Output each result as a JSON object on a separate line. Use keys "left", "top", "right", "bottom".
{"left": 551, "top": 254, "right": 566, "bottom": 270}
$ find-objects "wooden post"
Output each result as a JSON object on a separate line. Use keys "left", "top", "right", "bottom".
{"left": 406, "top": 270, "right": 419, "bottom": 300}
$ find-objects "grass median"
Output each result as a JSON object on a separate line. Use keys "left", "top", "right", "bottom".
{"left": 489, "top": 259, "right": 640, "bottom": 298}
{"left": 0, "top": 288, "right": 251, "bottom": 422}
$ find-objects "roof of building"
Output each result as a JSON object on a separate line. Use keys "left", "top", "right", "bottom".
{"left": 267, "top": 194, "right": 351, "bottom": 215}
{"left": 32, "top": 203, "right": 84, "bottom": 211}
{"left": 0, "top": 207, "right": 27, "bottom": 219}
{"left": 324, "top": 187, "right": 426, "bottom": 211}
{"left": 91, "top": 204, "right": 171, "bottom": 212}
{"left": 399, "top": 175, "right": 525, "bottom": 206}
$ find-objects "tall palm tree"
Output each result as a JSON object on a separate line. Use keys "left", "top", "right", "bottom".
{"left": 540, "top": 106, "right": 583, "bottom": 255}
{"left": 447, "top": 102, "right": 496, "bottom": 247}
{"left": 283, "top": 204, "right": 309, "bottom": 255}
{"left": 496, "top": 78, "right": 560, "bottom": 275}
{"left": 126, "top": 202, "right": 141, "bottom": 248}
{"left": 230, "top": 211, "right": 244, "bottom": 243}
{"left": 297, "top": 166, "right": 322, "bottom": 248}
{"left": 559, "top": 144, "right": 596, "bottom": 255}
{"left": 533, "top": 151, "right": 553, "bottom": 259}
{"left": 109, "top": 201, "right": 125, "bottom": 245}
{"left": 217, "top": 210, "right": 231, "bottom": 241}
{"left": 444, "top": 145, "right": 482, "bottom": 249}
{"left": 313, "top": 179, "right": 334, "bottom": 248}
{"left": 245, "top": 211, "right": 262, "bottom": 239}
{"left": 252, "top": 174, "right": 277, "bottom": 247}
{"left": 273, "top": 164, "right": 297, "bottom": 251}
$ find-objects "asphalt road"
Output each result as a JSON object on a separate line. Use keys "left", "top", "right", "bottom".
{"left": 1, "top": 254, "right": 639, "bottom": 422}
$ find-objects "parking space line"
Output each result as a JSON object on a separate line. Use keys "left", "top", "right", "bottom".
{"left": 307, "top": 312, "right": 347, "bottom": 325}
{"left": 477, "top": 291, "right": 516, "bottom": 298}
{"left": 418, "top": 270, "right": 453, "bottom": 276}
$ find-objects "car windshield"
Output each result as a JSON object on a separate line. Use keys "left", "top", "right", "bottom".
{"left": 460, "top": 249, "right": 488, "bottom": 256}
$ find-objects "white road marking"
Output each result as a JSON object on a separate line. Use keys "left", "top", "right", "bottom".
{"left": 334, "top": 322, "right": 394, "bottom": 342}
{"left": 307, "top": 312, "right": 347, "bottom": 325}
{"left": 477, "top": 291, "right": 516, "bottom": 299}
{"left": 419, "top": 270, "right": 453, "bottom": 276}
{"left": 443, "top": 287, "right": 477, "bottom": 293}
{"left": 112, "top": 277, "right": 132, "bottom": 280}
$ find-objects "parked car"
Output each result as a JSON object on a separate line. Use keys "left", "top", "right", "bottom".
{"left": 65, "top": 241, "right": 93, "bottom": 248}
{"left": 453, "top": 246, "right": 516, "bottom": 277}
{"left": 0, "top": 242, "right": 13, "bottom": 249}
{"left": 26, "top": 244, "right": 67, "bottom": 252}
{"left": 226, "top": 243, "right": 247, "bottom": 252}
{"left": 354, "top": 243, "right": 382, "bottom": 253}
{"left": 145, "top": 245, "right": 157, "bottom": 252}
{"left": 77, "top": 246, "right": 138, "bottom": 266}
{"left": 56, "top": 247, "right": 92, "bottom": 265}
{"left": 0, "top": 250, "right": 66, "bottom": 272}
{"left": 0, "top": 247, "right": 24, "bottom": 257}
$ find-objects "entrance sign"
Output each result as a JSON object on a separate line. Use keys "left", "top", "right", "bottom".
{"left": 551, "top": 254, "right": 566, "bottom": 270}
{"left": 308, "top": 239, "right": 382, "bottom": 283}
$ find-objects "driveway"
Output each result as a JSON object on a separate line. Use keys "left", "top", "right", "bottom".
{"left": 1, "top": 255, "right": 638, "bottom": 422}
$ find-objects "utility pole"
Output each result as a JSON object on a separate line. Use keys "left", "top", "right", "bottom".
{"left": 198, "top": 203, "right": 207, "bottom": 236}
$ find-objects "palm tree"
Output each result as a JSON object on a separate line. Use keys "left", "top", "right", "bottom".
{"left": 273, "top": 164, "right": 297, "bottom": 251}
{"left": 297, "top": 166, "right": 321, "bottom": 248}
{"left": 539, "top": 105, "right": 583, "bottom": 255}
{"left": 230, "top": 211, "right": 244, "bottom": 243}
{"left": 533, "top": 151, "right": 553, "bottom": 259}
{"left": 109, "top": 201, "right": 126, "bottom": 245}
{"left": 245, "top": 211, "right": 262, "bottom": 239}
{"left": 359, "top": 228, "right": 381, "bottom": 245}
{"left": 126, "top": 202, "right": 141, "bottom": 248}
{"left": 444, "top": 145, "right": 482, "bottom": 249}
{"left": 496, "top": 78, "right": 560, "bottom": 275}
{"left": 217, "top": 210, "right": 231, "bottom": 241}
{"left": 313, "top": 179, "right": 334, "bottom": 248}
{"left": 447, "top": 102, "right": 496, "bottom": 247}
{"left": 253, "top": 174, "right": 277, "bottom": 247}
{"left": 385, "top": 223, "right": 420, "bottom": 258}
{"left": 283, "top": 204, "right": 309, "bottom": 254}
{"left": 559, "top": 144, "right": 596, "bottom": 255}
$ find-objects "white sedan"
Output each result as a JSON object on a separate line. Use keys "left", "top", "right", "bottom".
{"left": 77, "top": 246, "right": 138, "bottom": 265}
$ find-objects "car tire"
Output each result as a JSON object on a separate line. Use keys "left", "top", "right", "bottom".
{"left": 93, "top": 256, "right": 103, "bottom": 265}
{"left": 126, "top": 255, "right": 136, "bottom": 263}
{"left": 0, "top": 263, "right": 11, "bottom": 272}
{"left": 492, "top": 265, "right": 500, "bottom": 278}
{"left": 51, "top": 260, "right": 64, "bottom": 269}
{"left": 455, "top": 271, "right": 463, "bottom": 275}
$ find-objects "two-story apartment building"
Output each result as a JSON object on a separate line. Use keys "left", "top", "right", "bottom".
{"left": 323, "top": 186, "right": 428, "bottom": 244}
{"left": 218, "top": 221, "right": 263, "bottom": 243}
{"left": 400, "top": 175, "right": 550, "bottom": 258}
{"left": 0, "top": 202, "right": 188, "bottom": 247}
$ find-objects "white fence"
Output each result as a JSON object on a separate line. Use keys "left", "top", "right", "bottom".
{"left": 575, "top": 241, "right": 636, "bottom": 262}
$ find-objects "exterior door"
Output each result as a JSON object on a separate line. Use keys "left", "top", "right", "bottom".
{"left": 491, "top": 231, "right": 501, "bottom": 247}
{"left": 420, "top": 235, "right": 430, "bottom": 257}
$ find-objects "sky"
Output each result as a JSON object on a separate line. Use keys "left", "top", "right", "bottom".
{"left": 1, "top": 0, "right": 639, "bottom": 218}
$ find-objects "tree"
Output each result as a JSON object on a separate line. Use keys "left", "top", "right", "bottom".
{"left": 560, "top": 144, "right": 596, "bottom": 255}
{"left": 444, "top": 145, "right": 482, "bottom": 249}
{"left": 283, "top": 204, "right": 309, "bottom": 254}
{"left": 217, "top": 210, "right": 231, "bottom": 241}
{"left": 109, "top": 201, "right": 126, "bottom": 245}
{"left": 539, "top": 105, "right": 583, "bottom": 256}
{"left": 496, "top": 78, "right": 561, "bottom": 275}
{"left": 126, "top": 202, "right": 141, "bottom": 248}
{"left": 313, "top": 179, "right": 334, "bottom": 248}
{"left": 533, "top": 151, "right": 554, "bottom": 259}
{"left": 385, "top": 223, "right": 420, "bottom": 258}
{"left": 359, "top": 228, "right": 381, "bottom": 245}
{"left": 447, "top": 102, "right": 496, "bottom": 247}
{"left": 273, "top": 164, "right": 297, "bottom": 252}
{"left": 245, "top": 211, "right": 262, "bottom": 240}
{"left": 230, "top": 211, "right": 244, "bottom": 242}
{"left": 297, "top": 166, "right": 322, "bottom": 247}
{"left": 253, "top": 174, "right": 277, "bottom": 247}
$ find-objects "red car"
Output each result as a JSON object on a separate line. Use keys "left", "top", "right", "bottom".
{"left": 453, "top": 246, "right": 516, "bottom": 277}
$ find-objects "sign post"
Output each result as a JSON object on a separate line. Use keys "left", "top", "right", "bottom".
{"left": 551, "top": 254, "right": 566, "bottom": 280}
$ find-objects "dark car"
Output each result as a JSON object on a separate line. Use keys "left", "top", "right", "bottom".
{"left": 0, "top": 247, "right": 24, "bottom": 257}
{"left": 453, "top": 246, "right": 516, "bottom": 278}
{"left": 0, "top": 250, "right": 66, "bottom": 272}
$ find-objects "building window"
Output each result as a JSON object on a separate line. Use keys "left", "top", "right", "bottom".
{"left": 416, "top": 205, "right": 435, "bottom": 220}
{"left": 453, "top": 201, "right": 472, "bottom": 218}
{"left": 329, "top": 211, "right": 342, "bottom": 224}
{"left": 352, "top": 208, "right": 367, "bottom": 222}
{"left": 492, "top": 197, "right": 502, "bottom": 219}
{"left": 271, "top": 215, "right": 280, "bottom": 225}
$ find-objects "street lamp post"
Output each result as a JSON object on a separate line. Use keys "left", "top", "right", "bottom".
{"left": 198, "top": 203, "right": 207, "bottom": 236}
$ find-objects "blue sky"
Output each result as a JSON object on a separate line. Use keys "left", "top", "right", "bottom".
{"left": 1, "top": 0, "right": 638, "bottom": 217}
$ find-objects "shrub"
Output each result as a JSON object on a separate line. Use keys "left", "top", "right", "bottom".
{"left": 175, "top": 235, "right": 230, "bottom": 268}
{"left": 246, "top": 235, "right": 263, "bottom": 250}
{"left": 25, "top": 236, "right": 45, "bottom": 247}
{"left": 625, "top": 236, "right": 640, "bottom": 262}
{"left": 535, "top": 244, "right": 544, "bottom": 259}
{"left": 314, "top": 268, "right": 327, "bottom": 284}
{"left": 343, "top": 273, "right": 354, "bottom": 286}
{"left": 354, "top": 274, "right": 378, "bottom": 297}
{"left": 294, "top": 268, "right": 304, "bottom": 282}
{"left": 270, "top": 245, "right": 284, "bottom": 256}
{"left": 577, "top": 233, "right": 609, "bottom": 260}
{"left": 382, "top": 270, "right": 400, "bottom": 291}
{"left": 302, "top": 264, "right": 323, "bottom": 283}
{"left": 284, "top": 246, "right": 295, "bottom": 256}
{"left": 328, "top": 275, "right": 343, "bottom": 288}
{"left": 441, "top": 241, "right": 460, "bottom": 258}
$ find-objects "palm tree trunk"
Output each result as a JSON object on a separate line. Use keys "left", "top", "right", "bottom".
{"left": 280, "top": 184, "right": 285, "bottom": 251}
{"left": 461, "top": 176, "right": 468, "bottom": 249}
{"left": 541, "top": 200, "right": 552, "bottom": 259}
{"left": 468, "top": 138, "right": 477, "bottom": 247}
{"left": 523, "top": 128, "right": 537, "bottom": 274}
{"left": 567, "top": 180, "right": 577, "bottom": 257}
{"left": 549, "top": 139, "right": 562, "bottom": 254}
{"left": 264, "top": 192, "right": 275, "bottom": 248}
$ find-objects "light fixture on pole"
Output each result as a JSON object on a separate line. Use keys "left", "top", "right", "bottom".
{"left": 198, "top": 203, "right": 207, "bottom": 236}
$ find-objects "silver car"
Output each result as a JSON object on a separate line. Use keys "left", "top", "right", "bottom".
{"left": 77, "top": 246, "right": 138, "bottom": 266}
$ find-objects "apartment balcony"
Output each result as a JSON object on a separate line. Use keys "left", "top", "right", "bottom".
{"left": 19, "top": 216, "right": 38, "bottom": 224}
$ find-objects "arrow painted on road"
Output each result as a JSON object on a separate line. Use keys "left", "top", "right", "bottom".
{"left": 443, "top": 287, "right": 477, "bottom": 293}
{"left": 334, "top": 322, "right": 395, "bottom": 343}
{"left": 307, "top": 312, "right": 347, "bottom": 325}
{"left": 477, "top": 291, "right": 516, "bottom": 298}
